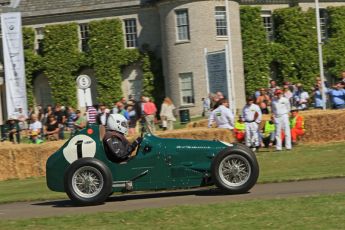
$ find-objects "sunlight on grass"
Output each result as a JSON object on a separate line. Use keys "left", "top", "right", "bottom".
{"left": 1, "top": 193, "right": 344, "bottom": 229}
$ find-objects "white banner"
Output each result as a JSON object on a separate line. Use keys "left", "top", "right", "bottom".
{"left": 1, "top": 12, "right": 27, "bottom": 119}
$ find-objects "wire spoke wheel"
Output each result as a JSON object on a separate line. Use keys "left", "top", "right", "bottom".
{"left": 72, "top": 166, "right": 104, "bottom": 199}
{"left": 218, "top": 154, "right": 251, "bottom": 187}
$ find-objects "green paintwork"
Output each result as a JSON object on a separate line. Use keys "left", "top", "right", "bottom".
{"left": 46, "top": 125, "right": 231, "bottom": 193}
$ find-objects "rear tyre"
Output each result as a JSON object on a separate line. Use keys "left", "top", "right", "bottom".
{"left": 211, "top": 146, "right": 259, "bottom": 194}
{"left": 64, "top": 158, "right": 112, "bottom": 205}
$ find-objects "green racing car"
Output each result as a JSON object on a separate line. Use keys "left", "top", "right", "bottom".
{"left": 46, "top": 124, "right": 259, "bottom": 205}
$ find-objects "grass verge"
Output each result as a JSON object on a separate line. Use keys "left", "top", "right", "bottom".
{"left": 257, "top": 142, "right": 345, "bottom": 183}
{"left": 1, "top": 193, "right": 345, "bottom": 229}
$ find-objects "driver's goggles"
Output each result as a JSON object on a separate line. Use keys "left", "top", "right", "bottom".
{"left": 121, "top": 121, "right": 128, "bottom": 128}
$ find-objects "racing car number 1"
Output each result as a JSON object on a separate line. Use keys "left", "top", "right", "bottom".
{"left": 63, "top": 135, "right": 97, "bottom": 163}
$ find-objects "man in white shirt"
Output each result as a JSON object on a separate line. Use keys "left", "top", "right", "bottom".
{"left": 271, "top": 89, "right": 292, "bottom": 151}
{"left": 242, "top": 96, "right": 262, "bottom": 151}
{"left": 208, "top": 98, "right": 234, "bottom": 130}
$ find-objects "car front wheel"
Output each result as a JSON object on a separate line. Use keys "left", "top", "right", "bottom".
{"left": 211, "top": 147, "right": 259, "bottom": 194}
{"left": 64, "top": 158, "right": 112, "bottom": 205}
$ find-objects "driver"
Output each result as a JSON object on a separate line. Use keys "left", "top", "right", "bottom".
{"left": 103, "top": 114, "right": 142, "bottom": 162}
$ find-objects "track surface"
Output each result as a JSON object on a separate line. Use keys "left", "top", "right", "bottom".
{"left": 1, "top": 178, "right": 345, "bottom": 220}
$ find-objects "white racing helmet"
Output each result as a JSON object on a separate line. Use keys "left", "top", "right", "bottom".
{"left": 107, "top": 114, "right": 128, "bottom": 135}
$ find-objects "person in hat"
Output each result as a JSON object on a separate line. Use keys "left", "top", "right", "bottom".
{"left": 242, "top": 96, "right": 262, "bottom": 151}
{"left": 290, "top": 107, "right": 305, "bottom": 145}
{"left": 2, "top": 116, "right": 21, "bottom": 144}
{"left": 30, "top": 131, "right": 43, "bottom": 144}
{"left": 271, "top": 89, "right": 292, "bottom": 151}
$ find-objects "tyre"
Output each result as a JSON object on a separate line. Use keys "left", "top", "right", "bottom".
{"left": 211, "top": 146, "right": 259, "bottom": 194}
{"left": 64, "top": 158, "right": 113, "bottom": 205}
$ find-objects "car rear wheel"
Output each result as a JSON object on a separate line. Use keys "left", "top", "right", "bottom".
{"left": 64, "top": 158, "right": 112, "bottom": 205}
{"left": 211, "top": 147, "right": 259, "bottom": 194}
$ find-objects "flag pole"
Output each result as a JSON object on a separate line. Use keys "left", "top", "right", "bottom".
{"left": 315, "top": 0, "right": 327, "bottom": 110}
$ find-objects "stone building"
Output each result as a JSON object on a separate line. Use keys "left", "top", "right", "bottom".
{"left": 0, "top": 0, "right": 344, "bottom": 122}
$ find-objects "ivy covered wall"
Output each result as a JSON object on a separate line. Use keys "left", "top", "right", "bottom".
{"left": 89, "top": 19, "right": 140, "bottom": 106}
{"left": 22, "top": 18, "right": 161, "bottom": 108}
{"left": 22, "top": 27, "right": 42, "bottom": 107}
{"left": 43, "top": 23, "right": 81, "bottom": 108}
{"left": 324, "top": 6, "right": 345, "bottom": 77}
{"left": 240, "top": 6, "right": 271, "bottom": 95}
{"left": 240, "top": 6, "right": 345, "bottom": 95}
{"left": 273, "top": 7, "right": 319, "bottom": 91}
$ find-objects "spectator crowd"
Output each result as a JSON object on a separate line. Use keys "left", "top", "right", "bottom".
{"left": 1, "top": 73, "right": 345, "bottom": 148}
{"left": 207, "top": 75, "right": 345, "bottom": 152}
{"left": 1, "top": 95, "right": 177, "bottom": 144}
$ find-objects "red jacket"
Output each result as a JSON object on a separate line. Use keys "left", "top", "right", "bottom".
{"left": 143, "top": 102, "right": 157, "bottom": 115}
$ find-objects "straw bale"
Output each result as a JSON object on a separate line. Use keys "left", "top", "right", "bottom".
{"left": 185, "top": 110, "right": 345, "bottom": 144}
{"left": 299, "top": 109, "right": 345, "bottom": 143}
{"left": 0, "top": 141, "right": 64, "bottom": 181}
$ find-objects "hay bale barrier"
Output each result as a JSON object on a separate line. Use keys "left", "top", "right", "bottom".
{"left": 188, "top": 110, "right": 345, "bottom": 143}
{"left": 298, "top": 110, "right": 345, "bottom": 143}
{"left": 0, "top": 110, "right": 344, "bottom": 181}
{"left": 0, "top": 141, "right": 64, "bottom": 181}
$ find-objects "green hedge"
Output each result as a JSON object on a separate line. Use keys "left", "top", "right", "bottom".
{"left": 240, "top": 6, "right": 320, "bottom": 94}
{"left": 324, "top": 6, "right": 345, "bottom": 77}
{"left": 23, "top": 27, "right": 42, "bottom": 107}
{"left": 42, "top": 24, "right": 81, "bottom": 107}
{"left": 273, "top": 7, "right": 319, "bottom": 90}
{"left": 89, "top": 19, "right": 138, "bottom": 106}
{"left": 240, "top": 6, "right": 345, "bottom": 94}
{"left": 240, "top": 6, "right": 271, "bottom": 95}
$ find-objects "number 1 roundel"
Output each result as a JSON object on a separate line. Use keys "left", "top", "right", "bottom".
{"left": 63, "top": 135, "right": 96, "bottom": 164}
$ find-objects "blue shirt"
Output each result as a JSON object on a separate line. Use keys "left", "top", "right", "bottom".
{"left": 314, "top": 89, "right": 328, "bottom": 108}
{"left": 119, "top": 109, "right": 129, "bottom": 120}
{"left": 328, "top": 89, "right": 345, "bottom": 106}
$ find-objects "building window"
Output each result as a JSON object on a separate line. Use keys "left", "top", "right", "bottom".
{"left": 176, "top": 9, "right": 190, "bottom": 41}
{"left": 179, "top": 72, "right": 194, "bottom": 105}
{"left": 319, "top": 8, "right": 328, "bottom": 41}
{"left": 261, "top": 11, "right": 274, "bottom": 41}
{"left": 79, "top": 23, "right": 90, "bottom": 52}
{"left": 35, "top": 27, "right": 44, "bottom": 55}
{"left": 215, "top": 6, "right": 227, "bottom": 36}
{"left": 124, "top": 19, "right": 138, "bottom": 48}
